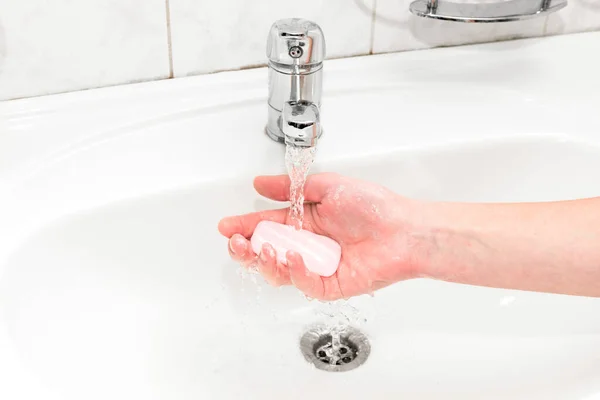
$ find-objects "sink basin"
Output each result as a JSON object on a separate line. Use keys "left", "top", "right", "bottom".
{"left": 1, "top": 32, "right": 600, "bottom": 400}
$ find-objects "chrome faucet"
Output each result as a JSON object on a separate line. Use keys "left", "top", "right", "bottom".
{"left": 265, "top": 18, "right": 325, "bottom": 147}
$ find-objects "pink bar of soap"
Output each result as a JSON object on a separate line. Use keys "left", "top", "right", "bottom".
{"left": 250, "top": 220, "right": 342, "bottom": 277}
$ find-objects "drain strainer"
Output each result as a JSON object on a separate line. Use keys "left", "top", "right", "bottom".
{"left": 300, "top": 325, "right": 370, "bottom": 372}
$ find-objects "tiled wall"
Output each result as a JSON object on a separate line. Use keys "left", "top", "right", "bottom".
{"left": 0, "top": 0, "right": 598, "bottom": 101}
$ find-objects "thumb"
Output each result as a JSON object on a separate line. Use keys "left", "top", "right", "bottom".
{"left": 253, "top": 173, "right": 338, "bottom": 203}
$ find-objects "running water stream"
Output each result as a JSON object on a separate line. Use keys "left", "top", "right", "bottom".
{"left": 329, "top": 325, "right": 343, "bottom": 365}
{"left": 285, "top": 144, "right": 362, "bottom": 360}
{"left": 285, "top": 144, "right": 316, "bottom": 230}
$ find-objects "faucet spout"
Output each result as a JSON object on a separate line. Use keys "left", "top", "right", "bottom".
{"left": 265, "top": 18, "right": 325, "bottom": 144}
{"left": 282, "top": 101, "right": 320, "bottom": 148}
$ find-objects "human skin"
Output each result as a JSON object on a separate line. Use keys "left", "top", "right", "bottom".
{"left": 217, "top": 173, "right": 600, "bottom": 300}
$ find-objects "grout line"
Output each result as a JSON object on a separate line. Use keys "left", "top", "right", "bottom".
{"left": 542, "top": 15, "right": 550, "bottom": 36}
{"left": 165, "top": 0, "right": 175, "bottom": 78}
{"left": 369, "top": 0, "right": 377, "bottom": 55}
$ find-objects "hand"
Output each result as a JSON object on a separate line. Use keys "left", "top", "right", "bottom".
{"left": 217, "top": 173, "right": 428, "bottom": 300}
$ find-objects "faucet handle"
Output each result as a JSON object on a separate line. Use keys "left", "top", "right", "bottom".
{"left": 282, "top": 101, "right": 321, "bottom": 148}
{"left": 267, "top": 18, "right": 325, "bottom": 67}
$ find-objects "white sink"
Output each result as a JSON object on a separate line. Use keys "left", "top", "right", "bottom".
{"left": 1, "top": 32, "right": 600, "bottom": 400}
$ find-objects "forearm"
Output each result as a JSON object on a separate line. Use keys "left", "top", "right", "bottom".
{"left": 417, "top": 197, "right": 600, "bottom": 297}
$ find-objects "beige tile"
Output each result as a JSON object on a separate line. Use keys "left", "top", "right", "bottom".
{"left": 169, "top": 0, "right": 374, "bottom": 77}
{"left": 373, "top": 0, "right": 546, "bottom": 54}
{"left": 0, "top": 0, "right": 170, "bottom": 101}
{"left": 546, "top": 0, "right": 600, "bottom": 35}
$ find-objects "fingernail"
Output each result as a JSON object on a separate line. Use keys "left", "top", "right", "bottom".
{"left": 232, "top": 236, "right": 247, "bottom": 255}
{"left": 259, "top": 251, "right": 268, "bottom": 262}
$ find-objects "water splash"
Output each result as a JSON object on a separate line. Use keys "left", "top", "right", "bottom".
{"left": 315, "top": 300, "right": 366, "bottom": 326}
{"left": 285, "top": 145, "right": 316, "bottom": 230}
{"left": 312, "top": 301, "right": 367, "bottom": 364}
{"left": 329, "top": 325, "right": 343, "bottom": 365}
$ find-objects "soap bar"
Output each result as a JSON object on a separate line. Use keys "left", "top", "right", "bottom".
{"left": 250, "top": 220, "right": 341, "bottom": 277}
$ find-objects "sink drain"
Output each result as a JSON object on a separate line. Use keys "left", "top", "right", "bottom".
{"left": 300, "top": 325, "right": 370, "bottom": 372}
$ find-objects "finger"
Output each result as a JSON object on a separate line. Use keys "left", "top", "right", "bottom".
{"left": 253, "top": 175, "right": 290, "bottom": 202}
{"left": 218, "top": 208, "right": 288, "bottom": 239}
{"left": 227, "top": 234, "right": 257, "bottom": 267}
{"left": 258, "top": 243, "right": 291, "bottom": 286}
{"left": 287, "top": 251, "right": 325, "bottom": 299}
{"left": 253, "top": 173, "right": 337, "bottom": 203}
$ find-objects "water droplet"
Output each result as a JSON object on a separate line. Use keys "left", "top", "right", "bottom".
{"left": 499, "top": 296, "right": 516, "bottom": 306}
{"left": 366, "top": 279, "right": 375, "bottom": 297}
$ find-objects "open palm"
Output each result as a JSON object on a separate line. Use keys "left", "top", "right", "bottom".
{"left": 218, "top": 173, "right": 422, "bottom": 300}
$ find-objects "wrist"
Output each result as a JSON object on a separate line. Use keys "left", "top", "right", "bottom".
{"left": 400, "top": 199, "right": 483, "bottom": 282}
{"left": 382, "top": 197, "right": 445, "bottom": 282}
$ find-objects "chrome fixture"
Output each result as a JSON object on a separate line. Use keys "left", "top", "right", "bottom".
{"left": 266, "top": 18, "right": 324, "bottom": 146}
{"left": 409, "top": 0, "right": 567, "bottom": 23}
